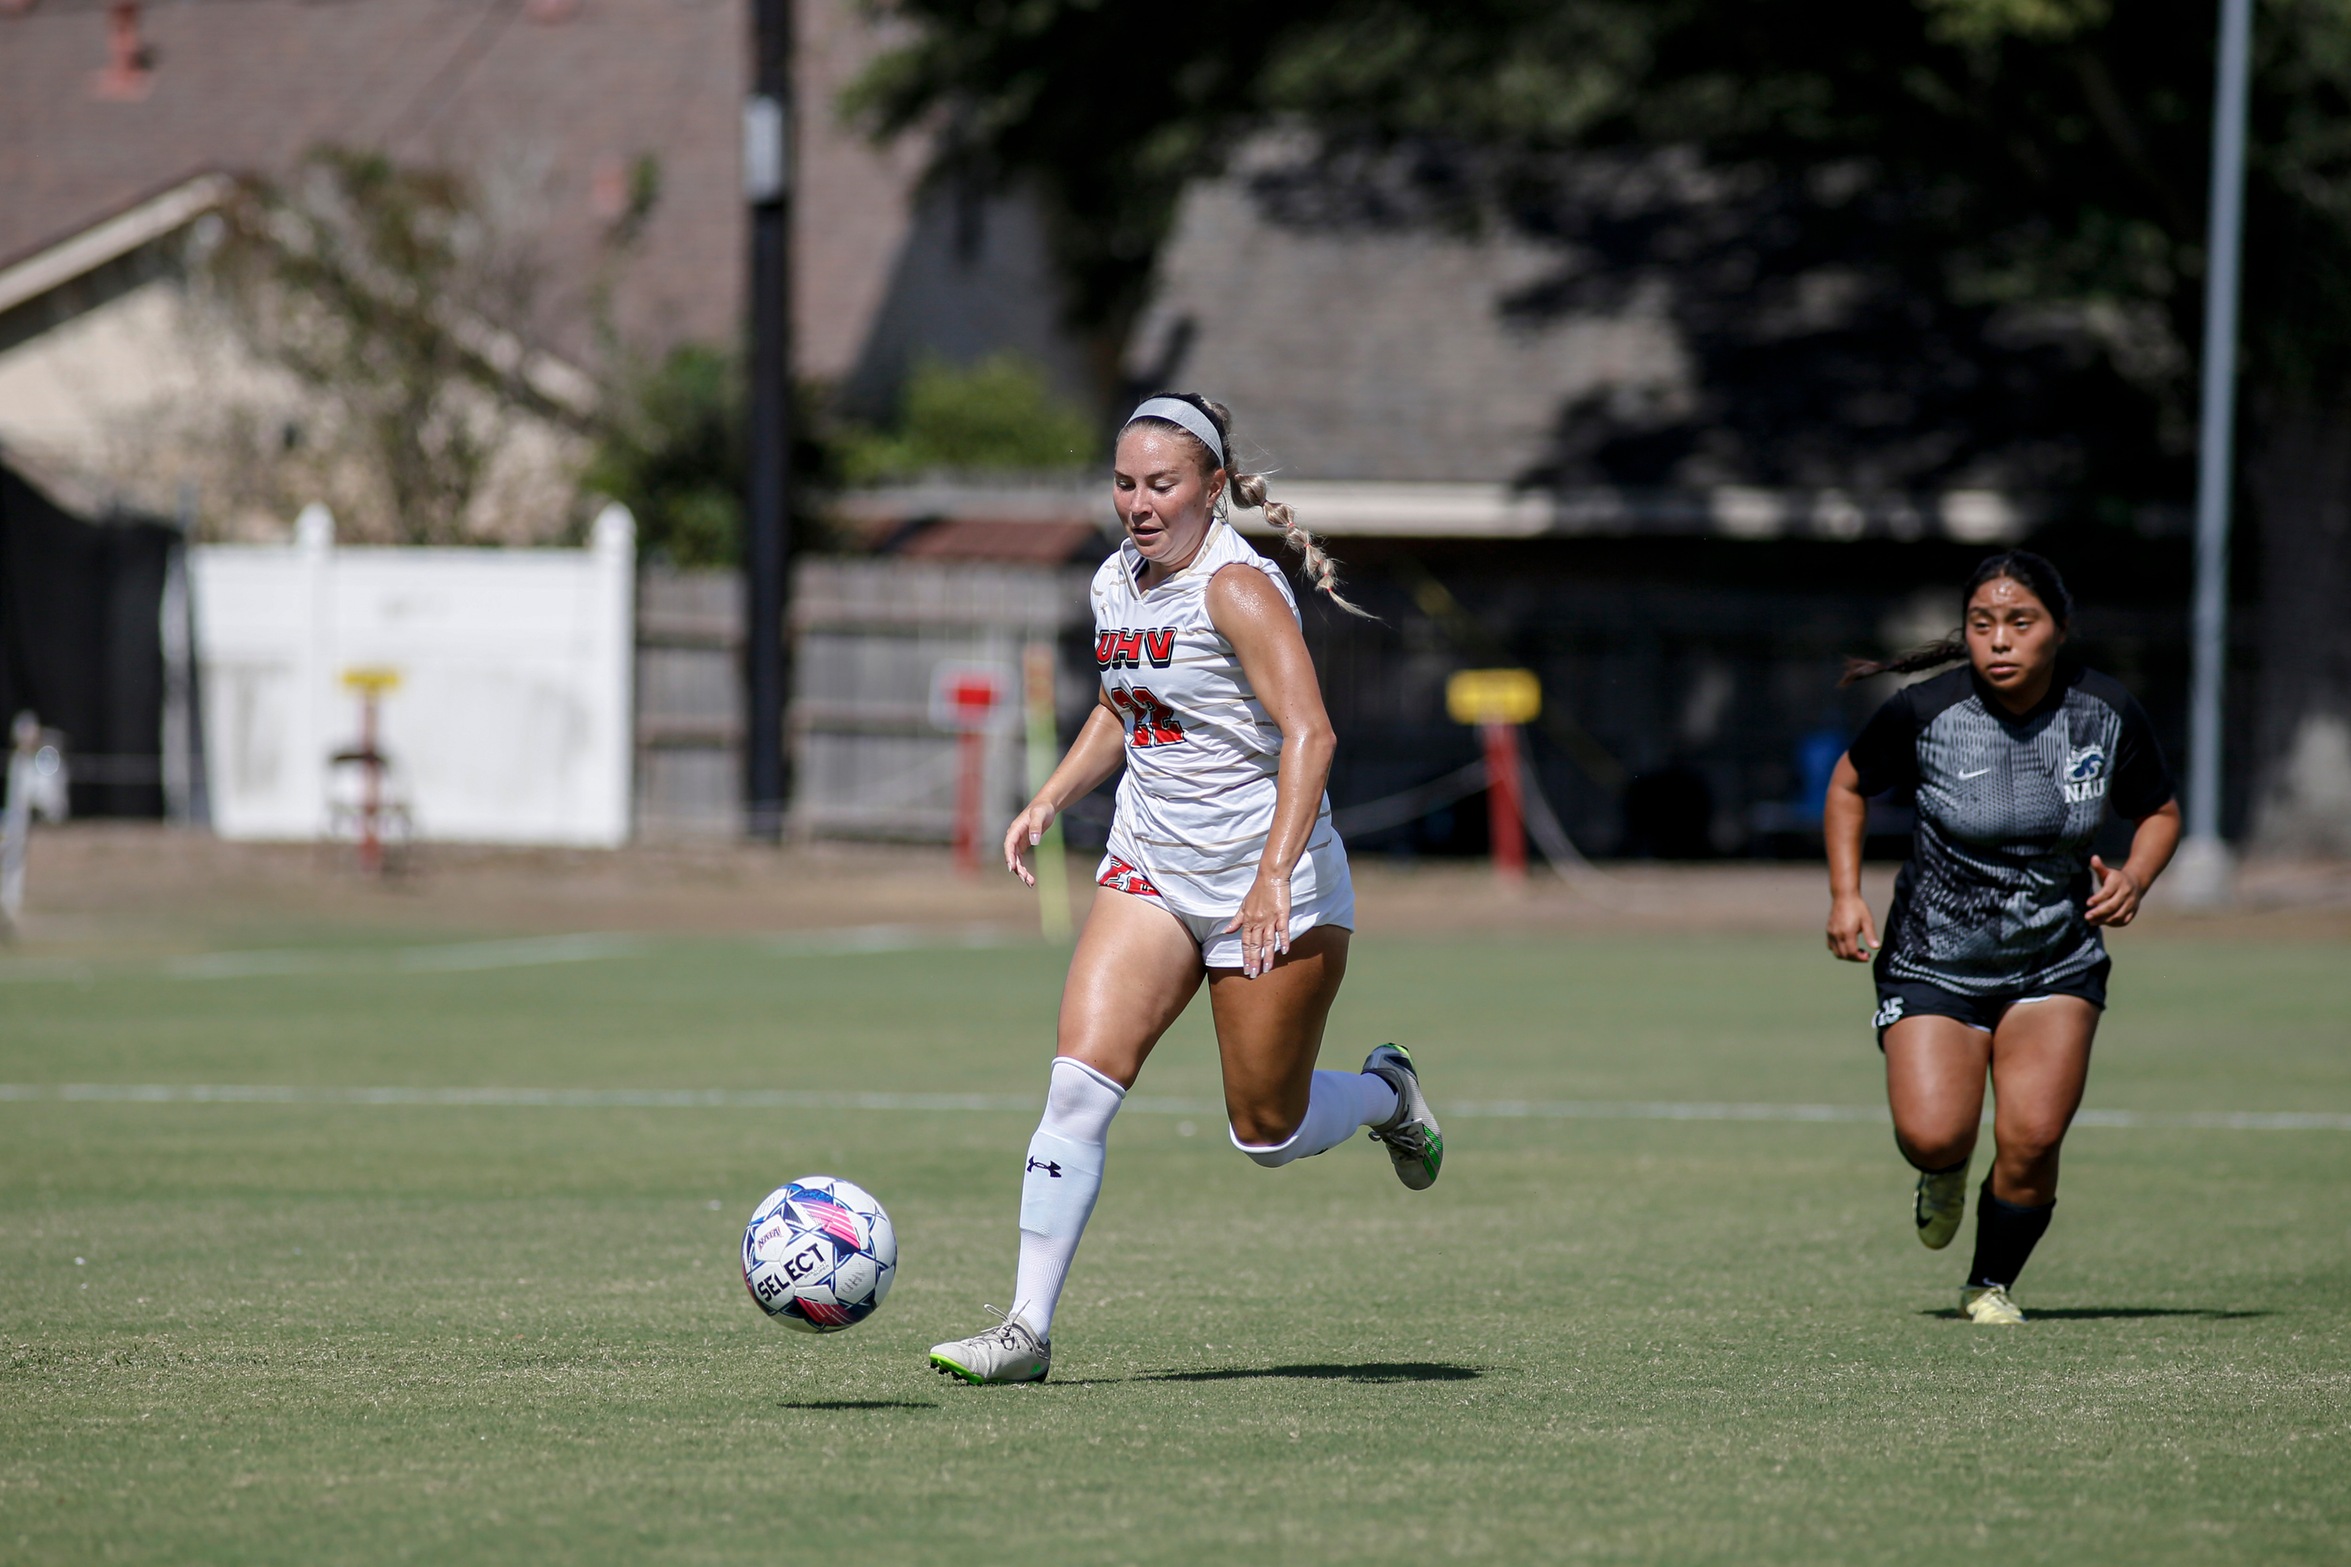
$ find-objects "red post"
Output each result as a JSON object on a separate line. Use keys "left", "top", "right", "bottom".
{"left": 934, "top": 662, "right": 1010, "bottom": 877}
{"left": 951, "top": 727, "right": 986, "bottom": 876}
{"left": 1481, "top": 720, "right": 1525, "bottom": 882}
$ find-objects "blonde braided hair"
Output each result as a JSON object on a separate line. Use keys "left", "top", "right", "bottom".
{"left": 1128, "top": 393, "right": 1372, "bottom": 618}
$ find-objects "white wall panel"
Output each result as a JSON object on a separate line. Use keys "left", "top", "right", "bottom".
{"left": 191, "top": 506, "right": 634, "bottom": 846}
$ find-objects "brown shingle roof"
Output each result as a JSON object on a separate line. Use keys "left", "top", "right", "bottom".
{"left": 892, "top": 517, "right": 1106, "bottom": 564}
{"left": 0, "top": 0, "right": 921, "bottom": 373}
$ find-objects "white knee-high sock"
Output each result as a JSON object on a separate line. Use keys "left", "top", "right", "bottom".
{"left": 1231, "top": 1070, "right": 1399, "bottom": 1168}
{"left": 1011, "top": 1057, "right": 1124, "bottom": 1338}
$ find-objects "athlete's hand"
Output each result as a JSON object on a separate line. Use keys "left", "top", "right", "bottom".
{"left": 2084, "top": 855, "right": 2144, "bottom": 927}
{"left": 1826, "top": 892, "right": 1879, "bottom": 962}
{"left": 1001, "top": 800, "right": 1057, "bottom": 888}
{"left": 1224, "top": 870, "right": 1294, "bottom": 979}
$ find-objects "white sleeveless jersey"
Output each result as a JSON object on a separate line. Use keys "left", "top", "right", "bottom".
{"left": 1091, "top": 519, "right": 1345, "bottom": 920}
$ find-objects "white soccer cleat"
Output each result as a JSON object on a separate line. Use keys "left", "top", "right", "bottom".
{"left": 928, "top": 1307, "right": 1051, "bottom": 1385}
{"left": 1913, "top": 1161, "right": 1970, "bottom": 1250}
{"left": 1363, "top": 1044, "right": 1443, "bottom": 1191}
{"left": 1961, "top": 1284, "right": 2027, "bottom": 1325}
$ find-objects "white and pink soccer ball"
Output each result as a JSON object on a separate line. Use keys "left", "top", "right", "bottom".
{"left": 741, "top": 1176, "right": 896, "bottom": 1333}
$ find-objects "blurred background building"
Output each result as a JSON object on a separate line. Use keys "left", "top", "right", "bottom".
{"left": 3, "top": 0, "right": 2343, "bottom": 861}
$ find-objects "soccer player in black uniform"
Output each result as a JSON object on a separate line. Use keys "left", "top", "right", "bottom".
{"left": 1824, "top": 552, "right": 2181, "bottom": 1323}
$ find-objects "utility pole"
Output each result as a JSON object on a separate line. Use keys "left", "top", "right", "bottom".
{"left": 743, "top": 0, "right": 794, "bottom": 840}
{"left": 2176, "top": 0, "right": 2253, "bottom": 905}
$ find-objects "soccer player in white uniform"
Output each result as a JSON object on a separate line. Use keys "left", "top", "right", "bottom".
{"left": 928, "top": 393, "right": 1445, "bottom": 1385}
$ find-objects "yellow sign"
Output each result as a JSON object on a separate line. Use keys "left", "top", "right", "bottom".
{"left": 341, "top": 667, "right": 403, "bottom": 695}
{"left": 1446, "top": 668, "right": 1540, "bottom": 726}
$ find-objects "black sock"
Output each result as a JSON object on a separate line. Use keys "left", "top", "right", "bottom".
{"left": 1966, "top": 1183, "right": 2054, "bottom": 1289}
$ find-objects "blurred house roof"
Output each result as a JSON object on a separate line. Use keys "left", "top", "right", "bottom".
{"left": 0, "top": 0, "right": 742, "bottom": 363}
{"left": 1124, "top": 146, "right": 2177, "bottom": 537}
{"left": 0, "top": 172, "right": 234, "bottom": 320}
{"left": 1130, "top": 176, "right": 1644, "bottom": 488}
{"left": 0, "top": 0, "right": 1091, "bottom": 409}
{"left": 0, "top": 172, "right": 598, "bottom": 416}
{"left": 829, "top": 485, "right": 1111, "bottom": 564}
{"left": 0, "top": 163, "right": 600, "bottom": 532}
{"left": 6, "top": 7, "right": 2158, "bottom": 547}
{"left": 891, "top": 517, "right": 1106, "bottom": 564}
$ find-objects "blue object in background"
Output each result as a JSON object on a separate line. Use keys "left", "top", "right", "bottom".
{"left": 1793, "top": 727, "right": 1847, "bottom": 825}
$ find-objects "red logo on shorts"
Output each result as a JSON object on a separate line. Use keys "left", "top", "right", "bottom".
{"left": 1098, "top": 856, "right": 1160, "bottom": 898}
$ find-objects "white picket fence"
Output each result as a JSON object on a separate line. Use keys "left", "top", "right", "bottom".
{"left": 190, "top": 505, "right": 635, "bottom": 847}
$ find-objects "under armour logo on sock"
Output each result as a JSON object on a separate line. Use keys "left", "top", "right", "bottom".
{"left": 1025, "top": 1157, "right": 1063, "bottom": 1178}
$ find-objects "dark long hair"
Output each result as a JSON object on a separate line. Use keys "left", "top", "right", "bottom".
{"left": 1839, "top": 551, "right": 2075, "bottom": 687}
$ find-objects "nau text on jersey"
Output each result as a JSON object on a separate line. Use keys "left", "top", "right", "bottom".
{"left": 1097, "top": 628, "right": 1176, "bottom": 670}
{"left": 2060, "top": 743, "right": 2108, "bottom": 804}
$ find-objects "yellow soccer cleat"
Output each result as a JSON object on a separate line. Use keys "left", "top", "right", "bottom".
{"left": 1961, "top": 1284, "right": 2026, "bottom": 1325}
{"left": 1913, "top": 1162, "right": 1970, "bottom": 1250}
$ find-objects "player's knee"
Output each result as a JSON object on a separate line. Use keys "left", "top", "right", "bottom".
{"left": 1996, "top": 1123, "right": 2065, "bottom": 1170}
{"left": 1894, "top": 1125, "right": 1975, "bottom": 1172}
{"left": 1228, "top": 1105, "right": 1306, "bottom": 1162}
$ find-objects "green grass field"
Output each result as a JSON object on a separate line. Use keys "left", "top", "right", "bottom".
{"left": 3, "top": 928, "right": 2347, "bottom": 1563}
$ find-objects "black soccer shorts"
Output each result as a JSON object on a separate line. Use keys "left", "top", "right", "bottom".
{"left": 1871, "top": 958, "right": 2110, "bottom": 1048}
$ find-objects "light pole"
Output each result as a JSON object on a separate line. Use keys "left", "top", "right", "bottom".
{"left": 744, "top": 0, "right": 794, "bottom": 841}
{"left": 2175, "top": 0, "right": 2254, "bottom": 906}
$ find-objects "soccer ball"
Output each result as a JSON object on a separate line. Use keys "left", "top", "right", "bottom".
{"left": 740, "top": 1176, "right": 896, "bottom": 1333}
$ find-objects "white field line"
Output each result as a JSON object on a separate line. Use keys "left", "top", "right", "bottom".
{"left": 0, "top": 925, "right": 1026, "bottom": 985}
{"left": 0, "top": 1082, "right": 2345, "bottom": 1131}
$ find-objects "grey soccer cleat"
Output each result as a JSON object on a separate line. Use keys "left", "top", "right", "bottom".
{"left": 929, "top": 1306, "right": 1050, "bottom": 1385}
{"left": 1363, "top": 1044, "right": 1443, "bottom": 1191}
{"left": 1913, "top": 1160, "right": 1970, "bottom": 1250}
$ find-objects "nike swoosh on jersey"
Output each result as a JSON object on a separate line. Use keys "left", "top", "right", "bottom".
{"left": 1958, "top": 768, "right": 1992, "bottom": 779}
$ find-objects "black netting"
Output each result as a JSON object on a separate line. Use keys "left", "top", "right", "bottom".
{"left": 0, "top": 461, "right": 174, "bottom": 818}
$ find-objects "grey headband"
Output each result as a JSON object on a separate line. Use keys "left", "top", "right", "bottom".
{"left": 1124, "top": 396, "right": 1225, "bottom": 467}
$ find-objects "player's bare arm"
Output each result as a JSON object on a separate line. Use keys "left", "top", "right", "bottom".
{"left": 1002, "top": 693, "right": 1129, "bottom": 887}
{"left": 1206, "top": 562, "right": 1336, "bottom": 979}
{"left": 2087, "top": 797, "right": 2181, "bottom": 928}
{"left": 1823, "top": 752, "right": 1878, "bottom": 962}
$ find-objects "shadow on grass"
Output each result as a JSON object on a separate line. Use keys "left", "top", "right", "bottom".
{"left": 1919, "top": 1307, "right": 2270, "bottom": 1321}
{"left": 777, "top": 1399, "right": 939, "bottom": 1410}
{"left": 1136, "top": 1362, "right": 1482, "bottom": 1384}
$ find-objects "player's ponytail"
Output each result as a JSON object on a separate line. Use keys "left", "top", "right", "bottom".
{"left": 1838, "top": 550, "right": 2075, "bottom": 687}
{"left": 1125, "top": 392, "right": 1373, "bottom": 618}
{"left": 1838, "top": 633, "right": 1968, "bottom": 688}
{"left": 1217, "top": 439, "right": 1372, "bottom": 619}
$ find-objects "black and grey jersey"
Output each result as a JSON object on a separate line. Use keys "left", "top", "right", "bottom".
{"left": 1847, "top": 664, "right": 2174, "bottom": 997}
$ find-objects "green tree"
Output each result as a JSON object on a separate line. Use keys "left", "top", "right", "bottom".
{"left": 584, "top": 344, "right": 851, "bottom": 567}
{"left": 838, "top": 354, "right": 1096, "bottom": 484}
{"left": 856, "top": 0, "right": 2351, "bottom": 847}
{"left": 583, "top": 343, "right": 745, "bottom": 567}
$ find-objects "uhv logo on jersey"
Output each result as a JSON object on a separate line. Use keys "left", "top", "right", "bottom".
{"left": 2061, "top": 742, "right": 2108, "bottom": 804}
{"left": 1097, "top": 628, "right": 1176, "bottom": 670}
